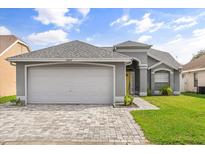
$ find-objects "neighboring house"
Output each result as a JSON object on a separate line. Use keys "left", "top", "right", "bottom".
{"left": 0, "top": 35, "right": 30, "bottom": 97}
{"left": 181, "top": 54, "right": 205, "bottom": 93}
{"left": 7, "top": 40, "right": 181, "bottom": 105}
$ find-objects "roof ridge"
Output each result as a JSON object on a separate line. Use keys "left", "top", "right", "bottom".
{"left": 114, "top": 40, "right": 151, "bottom": 47}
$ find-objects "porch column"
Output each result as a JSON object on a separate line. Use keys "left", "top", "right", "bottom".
{"left": 151, "top": 72, "right": 155, "bottom": 94}
{"left": 139, "top": 65, "right": 148, "bottom": 96}
{"left": 170, "top": 72, "right": 174, "bottom": 90}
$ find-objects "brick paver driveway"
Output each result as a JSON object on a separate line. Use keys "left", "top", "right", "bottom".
{"left": 0, "top": 104, "right": 147, "bottom": 145}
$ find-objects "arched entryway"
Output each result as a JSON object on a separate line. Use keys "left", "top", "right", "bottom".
{"left": 126, "top": 60, "right": 140, "bottom": 95}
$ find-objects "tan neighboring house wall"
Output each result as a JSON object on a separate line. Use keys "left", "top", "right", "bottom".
{"left": 0, "top": 42, "right": 29, "bottom": 96}
{"left": 198, "top": 70, "right": 205, "bottom": 86}
{"left": 182, "top": 72, "right": 197, "bottom": 92}
{"left": 182, "top": 69, "right": 205, "bottom": 92}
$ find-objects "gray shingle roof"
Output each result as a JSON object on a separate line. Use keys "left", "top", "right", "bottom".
{"left": 8, "top": 40, "right": 131, "bottom": 62}
{"left": 114, "top": 40, "right": 152, "bottom": 48}
{"left": 102, "top": 46, "right": 181, "bottom": 69}
{"left": 148, "top": 48, "right": 182, "bottom": 69}
{"left": 8, "top": 40, "right": 181, "bottom": 69}
{"left": 100, "top": 47, "right": 113, "bottom": 52}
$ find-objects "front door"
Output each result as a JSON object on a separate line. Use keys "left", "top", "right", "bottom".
{"left": 126, "top": 71, "right": 135, "bottom": 95}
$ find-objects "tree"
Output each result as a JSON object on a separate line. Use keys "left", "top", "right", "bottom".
{"left": 192, "top": 49, "right": 205, "bottom": 60}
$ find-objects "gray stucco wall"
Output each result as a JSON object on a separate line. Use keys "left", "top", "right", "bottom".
{"left": 16, "top": 62, "right": 126, "bottom": 100}
{"left": 116, "top": 48, "right": 181, "bottom": 95}
{"left": 117, "top": 50, "right": 148, "bottom": 65}
{"left": 16, "top": 63, "right": 26, "bottom": 97}
{"left": 116, "top": 50, "right": 148, "bottom": 96}
{"left": 150, "top": 63, "right": 180, "bottom": 94}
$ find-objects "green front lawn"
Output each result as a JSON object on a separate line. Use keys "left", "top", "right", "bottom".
{"left": 0, "top": 95, "right": 16, "bottom": 104}
{"left": 131, "top": 93, "right": 205, "bottom": 144}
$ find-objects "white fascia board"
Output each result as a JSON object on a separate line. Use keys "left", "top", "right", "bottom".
{"left": 72, "top": 58, "right": 131, "bottom": 62}
{"left": 17, "top": 40, "right": 31, "bottom": 51}
{"left": 182, "top": 67, "right": 205, "bottom": 73}
{"left": 8, "top": 58, "right": 68, "bottom": 62}
{"left": 0, "top": 40, "right": 30, "bottom": 57}
{"left": 9, "top": 58, "right": 131, "bottom": 63}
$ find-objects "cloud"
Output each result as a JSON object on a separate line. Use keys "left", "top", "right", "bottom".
{"left": 156, "top": 28, "right": 205, "bottom": 64}
{"left": 110, "top": 15, "right": 129, "bottom": 27}
{"left": 0, "top": 26, "right": 11, "bottom": 35}
{"left": 77, "top": 8, "right": 90, "bottom": 17}
{"left": 27, "top": 29, "right": 68, "bottom": 46}
{"left": 134, "top": 13, "right": 164, "bottom": 33}
{"left": 173, "top": 16, "right": 197, "bottom": 31}
{"left": 34, "top": 8, "right": 79, "bottom": 27}
{"left": 86, "top": 37, "right": 93, "bottom": 42}
{"left": 137, "top": 35, "right": 152, "bottom": 43}
{"left": 110, "top": 13, "right": 164, "bottom": 33}
{"left": 85, "top": 34, "right": 99, "bottom": 43}
{"left": 174, "top": 16, "right": 196, "bottom": 24}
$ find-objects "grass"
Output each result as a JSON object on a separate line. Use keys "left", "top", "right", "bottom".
{"left": 131, "top": 93, "right": 205, "bottom": 144}
{"left": 0, "top": 95, "right": 16, "bottom": 104}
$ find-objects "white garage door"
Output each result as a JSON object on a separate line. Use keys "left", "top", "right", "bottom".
{"left": 27, "top": 65, "right": 114, "bottom": 104}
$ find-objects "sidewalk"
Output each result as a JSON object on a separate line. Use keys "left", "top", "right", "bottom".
{"left": 134, "top": 97, "right": 159, "bottom": 110}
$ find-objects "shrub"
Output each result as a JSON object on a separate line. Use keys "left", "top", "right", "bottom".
{"left": 10, "top": 98, "right": 24, "bottom": 106}
{"left": 159, "top": 85, "right": 173, "bottom": 96}
{"left": 0, "top": 95, "right": 16, "bottom": 104}
{"left": 124, "top": 95, "right": 134, "bottom": 106}
{"left": 147, "top": 89, "right": 152, "bottom": 96}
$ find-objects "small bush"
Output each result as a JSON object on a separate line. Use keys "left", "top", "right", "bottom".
{"left": 0, "top": 95, "right": 16, "bottom": 104}
{"left": 124, "top": 95, "right": 134, "bottom": 106}
{"left": 160, "top": 85, "right": 173, "bottom": 96}
{"left": 10, "top": 98, "right": 24, "bottom": 106}
{"left": 147, "top": 89, "right": 152, "bottom": 96}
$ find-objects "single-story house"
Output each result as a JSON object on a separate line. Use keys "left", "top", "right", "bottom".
{"left": 181, "top": 54, "right": 205, "bottom": 93}
{"left": 0, "top": 35, "right": 30, "bottom": 97}
{"left": 7, "top": 40, "right": 181, "bottom": 105}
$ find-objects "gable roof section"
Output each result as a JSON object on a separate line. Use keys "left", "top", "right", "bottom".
{"left": 8, "top": 40, "right": 131, "bottom": 62}
{"left": 147, "top": 48, "right": 182, "bottom": 70}
{"left": 114, "top": 40, "right": 152, "bottom": 49}
{"left": 183, "top": 54, "right": 205, "bottom": 71}
{"left": 101, "top": 46, "right": 181, "bottom": 70}
{"left": 0, "top": 35, "right": 30, "bottom": 57}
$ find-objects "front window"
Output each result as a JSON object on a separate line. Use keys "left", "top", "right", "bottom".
{"left": 154, "top": 72, "right": 170, "bottom": 91}
{"left": 194, "top": 73, "right": 198, "bottom": 87}
{"left": 154, "top": 72, "right": 169, "bottom": 83}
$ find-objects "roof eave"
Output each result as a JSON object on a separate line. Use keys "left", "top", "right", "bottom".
{"left": 7, "top": 58, "right": 132, "bottom": 63}
{"left": 182, "top": 67, "right": 205, "bottom": 73}
{"left": 114, "top": 45, "right": 152, "bottom": 49}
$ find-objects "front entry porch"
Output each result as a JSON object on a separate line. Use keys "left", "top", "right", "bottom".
{"left": 126, "top": 60, "right": 147, "bottom": 96}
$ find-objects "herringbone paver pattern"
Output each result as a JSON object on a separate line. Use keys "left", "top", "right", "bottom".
{"left": 0, "top": 105, "right": 147, "bottom": 145}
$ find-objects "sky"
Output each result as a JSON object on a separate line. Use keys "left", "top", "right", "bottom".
{"left": 0, "top": 8, "right": 205, "bottom": 64}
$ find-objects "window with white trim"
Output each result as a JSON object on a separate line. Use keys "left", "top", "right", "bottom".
{"left": 154, "top": 72, "right": 169, "bottom": 83}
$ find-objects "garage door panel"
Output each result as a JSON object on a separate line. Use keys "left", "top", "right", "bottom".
{"left": 27, "top": 66, "right": 113, "bottom": 104}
